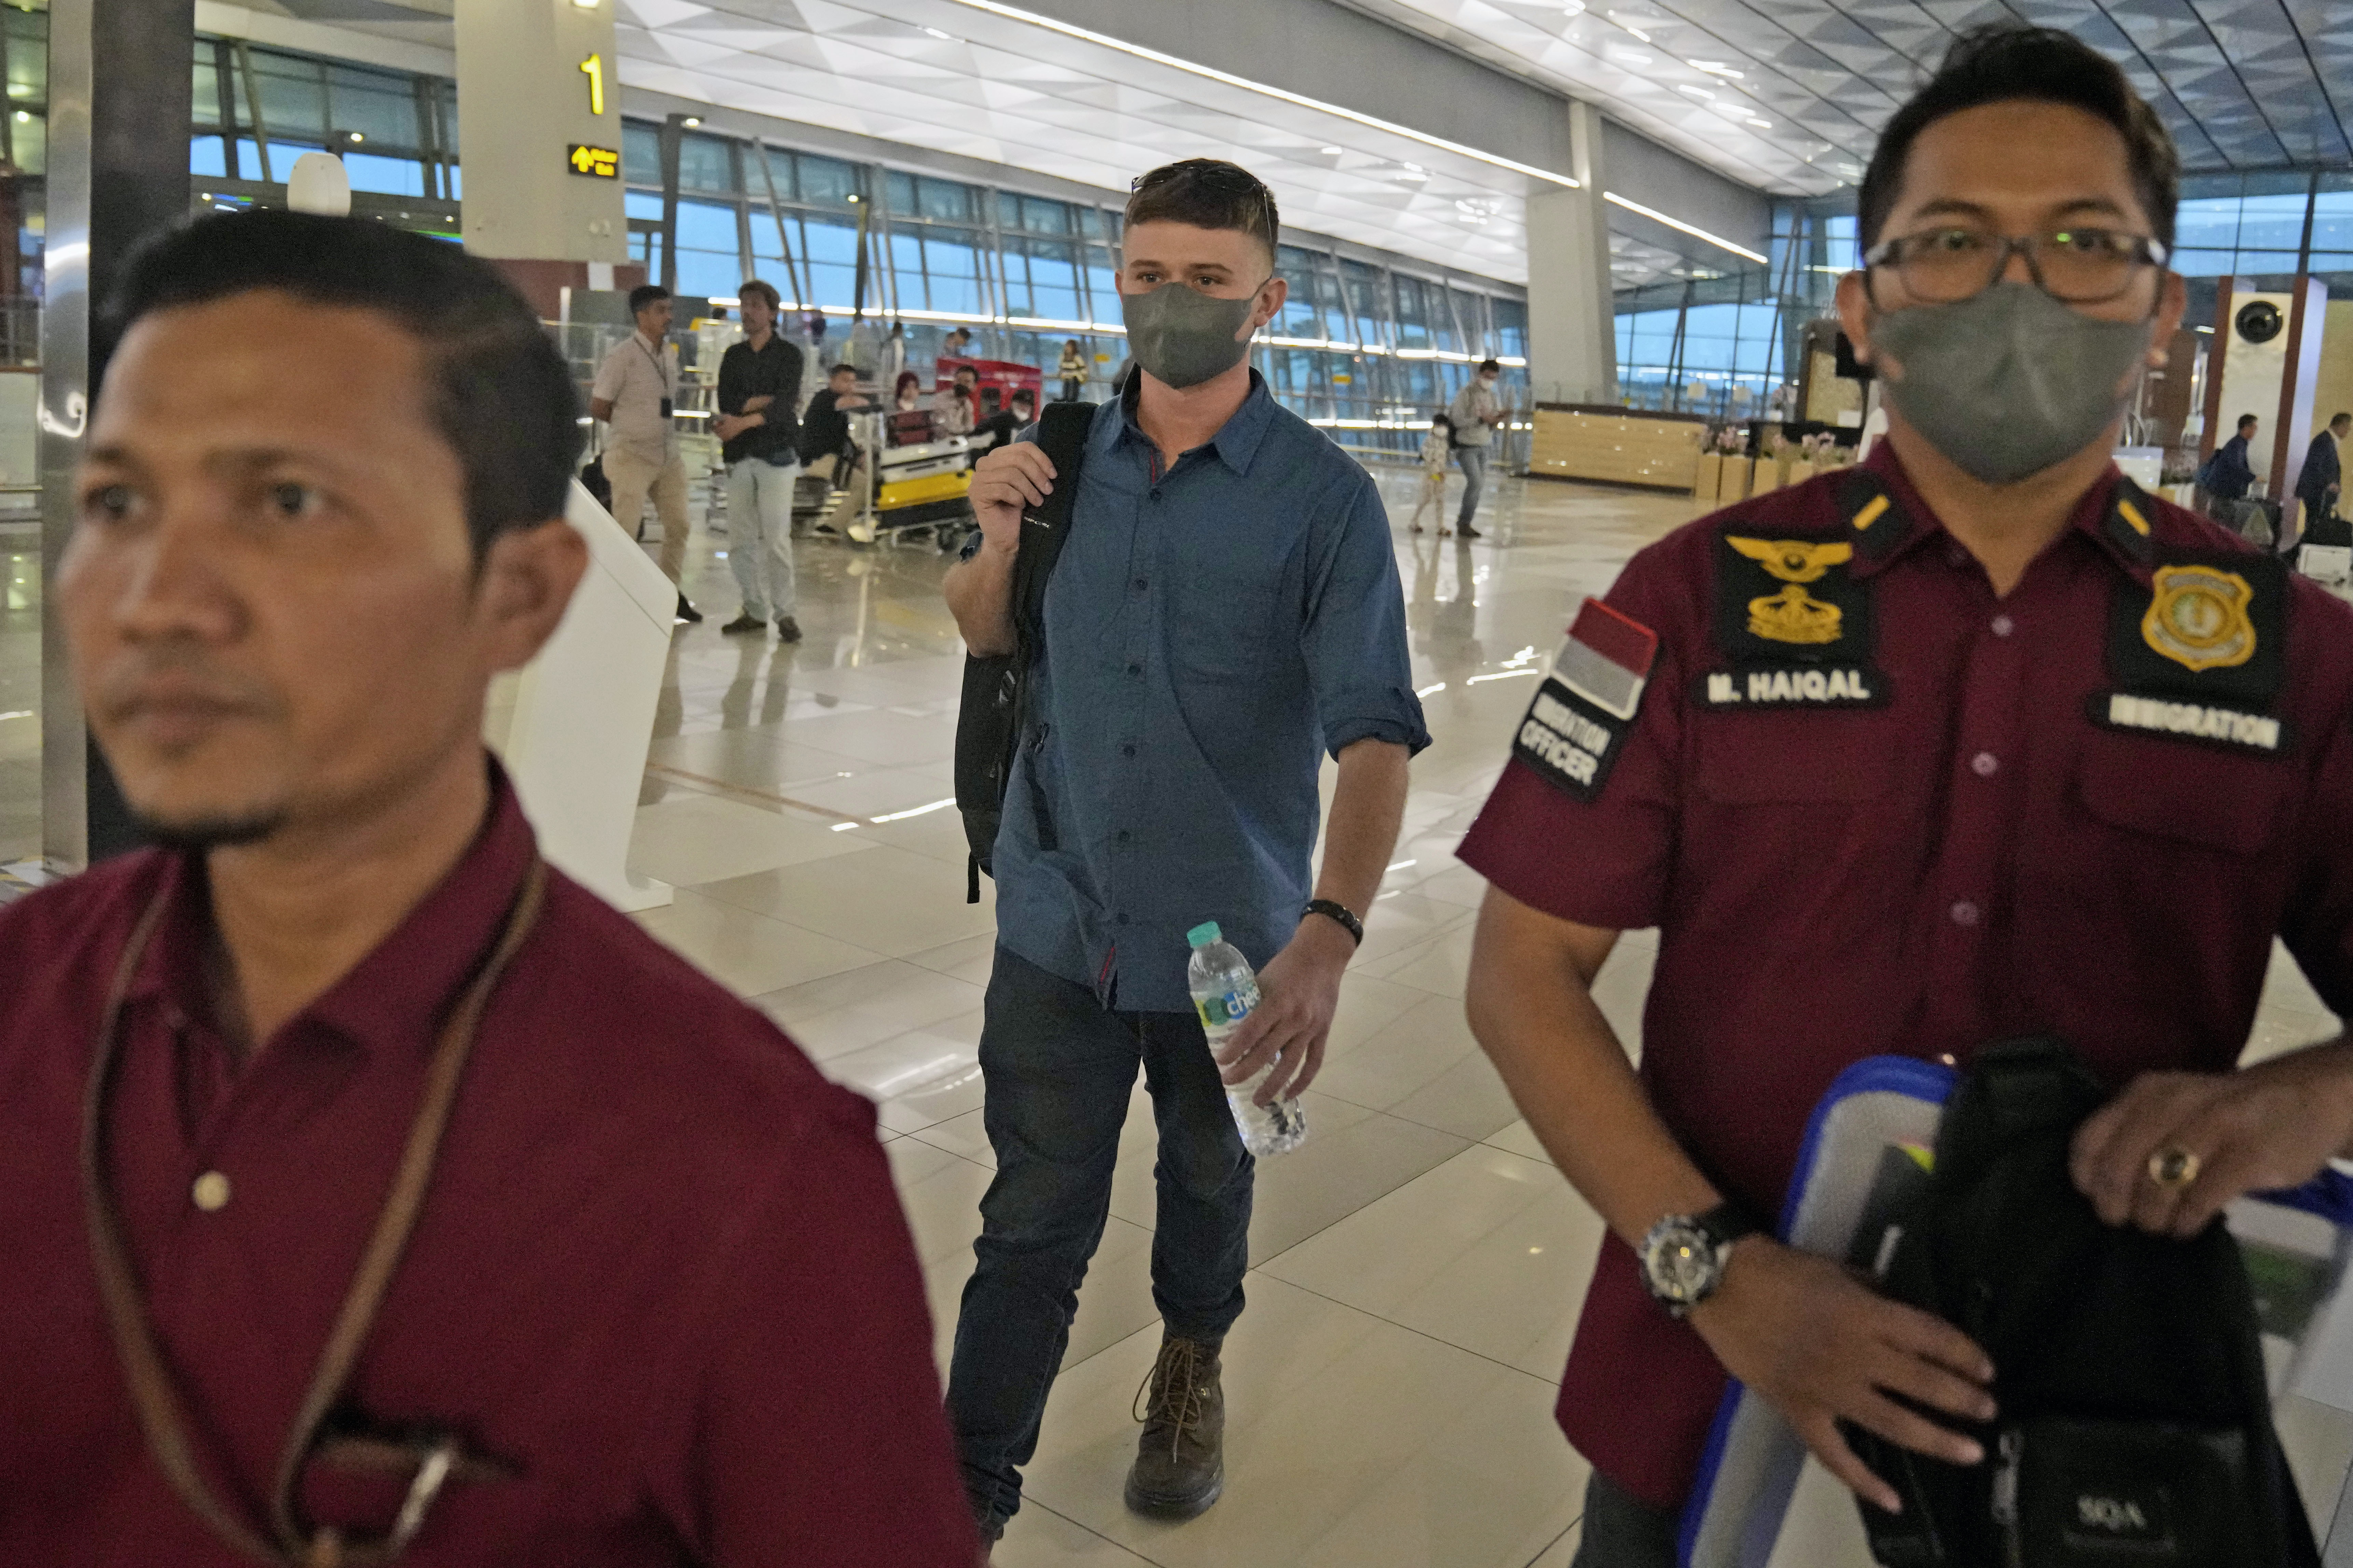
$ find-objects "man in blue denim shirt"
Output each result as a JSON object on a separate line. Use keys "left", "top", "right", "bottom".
{"left": 941, "top": 160, "right": 1427, "bottom": 1552}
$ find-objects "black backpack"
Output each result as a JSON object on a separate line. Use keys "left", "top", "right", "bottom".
{"left": 952, "top": 402, "right": 1091, "bottom": 902}
{"left": 1849, "top": 1037, "right": 2319, "bottom": 1567}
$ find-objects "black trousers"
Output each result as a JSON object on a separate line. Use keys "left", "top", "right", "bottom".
{"left": 1569, "top": 1469, "right": 1680, "bottom": 1568}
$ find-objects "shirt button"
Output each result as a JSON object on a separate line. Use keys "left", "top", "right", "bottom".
{"left": 1971, "top": 751, "right": 1998, "bottom": 777}
{"left": 1127, "top": 663, "right": 1142, "bottom": 676}
{"left": 1949, "top": 900, "right": 1980, "bottom": 928}
{"left": 1116, "top": 913, "right": 1131, "bottom": 925}
{"left": 1117, "top": 829, "right": 1132, "bottom": 844}
{"left": 1150, "top": 491, "right": 1162, "bottom": 503}
{"left": 192, "top": 1172, "right": 232, "bottom": 1212}
{"left": 1991, "top": 614, "right": 2015, "bottom": 638}
{"left": 1133, "top": 577, "right": 1148, "bottom": 591}
{"left": 1121, "top": 743, "right": 1137, "bottom": 757}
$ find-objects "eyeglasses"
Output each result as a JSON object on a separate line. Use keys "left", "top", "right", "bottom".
{"left": 1131, "top": 161, "right": 1278, "bottom": 246}
{"left": 1863, "top": 227, "right": 2170, "bottom": 306}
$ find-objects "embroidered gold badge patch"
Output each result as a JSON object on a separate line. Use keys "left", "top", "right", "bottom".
{"left": 2142, "top": 564, "right": 2256, "bottom": 672}
{"left": 1728, "top": 536, "right": 1854, "bottom": 646}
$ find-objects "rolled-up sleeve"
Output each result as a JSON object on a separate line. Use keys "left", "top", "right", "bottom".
{"left": 1301, "top": 473, "right": 1430, "bottom": 758}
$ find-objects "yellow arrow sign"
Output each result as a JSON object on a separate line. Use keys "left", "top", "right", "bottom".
{"left": 568, "top": 143, "right": 620, "bottom": 178}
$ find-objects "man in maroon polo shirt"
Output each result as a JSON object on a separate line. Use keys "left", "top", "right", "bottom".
{"left": 1463, "top": 27, "right": 2353, "bottom": 1564}
{"left": 0, "top": 211, "right": 974, "bottom": 1566}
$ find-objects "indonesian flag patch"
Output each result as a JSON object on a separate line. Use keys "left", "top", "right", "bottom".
{"left": 1512, "top": 598, "right": 1659, "bottom": 802}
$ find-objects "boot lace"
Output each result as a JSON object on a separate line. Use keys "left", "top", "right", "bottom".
{"left": 1132, "top": 1338, "right": 1209, "bottom": 1459}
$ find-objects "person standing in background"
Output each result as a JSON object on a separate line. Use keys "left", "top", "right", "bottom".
{"left": 713, "top": 279, "right": 805, "bottom": 644}
{"left": 800, "top": 362, "right": 875, "bottom": 543}
{"left": 591, "top": 283, "right": 699, "bottom": 624}
{"left": 2294, "top": 410, "right": 2349, "bottom": 554}
{"left": 936, "top": 363, "right": 980, "bottom": 437}
{"left": 2204, "top": 410, "right": 2259, "bottom": 532}
{"left": 846, "top": 312, "right": 882, "bottom": 379}
{"left": 1447, "top": 358, "right": 1506, "bottom": 540}
{"left": 881, "top": 320, "right": 908, "bottom": 398}
{"left": 1410, "top": 411, "right": 1453, "bottom": 535}
{"left": 1057, "top": 339, "right": 1088, "bottom": 402}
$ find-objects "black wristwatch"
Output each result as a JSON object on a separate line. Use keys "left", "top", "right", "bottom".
{"left": 1302, "top": 898, "right": 1363, "bottom": 947}
{"left": 1638, "top": 1202, "right": 1761, "bottom": 1318}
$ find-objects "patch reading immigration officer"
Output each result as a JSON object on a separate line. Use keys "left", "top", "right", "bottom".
{"left": 1513, "top": 598, "right": 1658, "bottom": 802}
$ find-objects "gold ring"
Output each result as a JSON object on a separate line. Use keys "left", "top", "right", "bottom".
{"left": 2148, "top": 1147, "right": 2201, "bottom": 1190}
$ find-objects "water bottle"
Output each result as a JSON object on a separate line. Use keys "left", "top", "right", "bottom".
{"left": 1187, "top": 921, "right": 1308, "bottom": 1158}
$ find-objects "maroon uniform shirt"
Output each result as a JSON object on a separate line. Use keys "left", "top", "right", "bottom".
{"left": 0, "top": 769, "right": 976, "bottom": 1565}
{"left": 1459, "top": 445, "right": 2353, "bottom": 1509}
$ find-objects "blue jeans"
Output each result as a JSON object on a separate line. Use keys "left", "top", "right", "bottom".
{"left": 946, "top": 946, "right": 1254, "bottom": 1529}
{"left": 724, "top": 457, "right": 798, "bottom": 618}
{"left": 1456, "top": 444, "right": 1489, "bottom": 528}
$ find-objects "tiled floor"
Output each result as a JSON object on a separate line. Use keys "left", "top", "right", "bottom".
{"left": 7, "top": 465, "right": 2351, "bottom": 1564}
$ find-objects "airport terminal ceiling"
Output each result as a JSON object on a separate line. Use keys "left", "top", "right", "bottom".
{"left": 1341, "top": 0, "right": 2353, "bottom": 195}
{"left": 275, "top": 0, "right": 2353, "bottom": 291}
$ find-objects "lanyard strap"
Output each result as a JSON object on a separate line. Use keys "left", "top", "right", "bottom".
{"left": 82, "top": 857, "right": 548, "bottom": 1567}
{"left": 637, "top": 335, "right": 670, "bottom": 393}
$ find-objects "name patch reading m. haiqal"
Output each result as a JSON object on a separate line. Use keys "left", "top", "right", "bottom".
{"left": 1698, "top": 664, "right": 1885, "bottom": 708}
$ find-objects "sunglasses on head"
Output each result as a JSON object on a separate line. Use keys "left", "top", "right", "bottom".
{"left": 1130, "top": 163, "right": 1276, "bottom": 247}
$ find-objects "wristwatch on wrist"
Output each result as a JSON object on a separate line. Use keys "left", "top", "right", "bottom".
{"left": 1637, "top": 1201, "right": 1761, "bottom": 1318}
{"left": 1302, "top": 898, "right": 1364, "bottom": 947}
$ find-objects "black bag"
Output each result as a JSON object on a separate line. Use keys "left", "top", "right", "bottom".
{"left": 2300, "top": 503, "right": 2351, "bottom": 551}
{"left": 952, "top": 402, "right": 1092, "bottom": 902}
{"left": 580, "top": 454, "right": 612, "bottom": 513}
{"left": 1848, "top": 1037, "right": 2319, "bottom": 1568}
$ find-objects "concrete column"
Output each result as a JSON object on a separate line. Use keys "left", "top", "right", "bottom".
{"left": 40, "top": 0, "right": 195, "bottom": 866}
{"left": 455, "top": 0, "right": 629, "bottom": 314}
{"left": 1525, "top": 99, "right": 1616, "bottom": 405}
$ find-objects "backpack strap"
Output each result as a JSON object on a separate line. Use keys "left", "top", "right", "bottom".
{"left": 955, "top": 401, "right": 1092, "bottom": 904}
{"left": 1009, "top": 401, "right": 1093, "bottom": 650}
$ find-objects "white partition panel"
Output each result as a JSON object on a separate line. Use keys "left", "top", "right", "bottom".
{"left": 486, "top": 477, "right": 675, "bottom": 912}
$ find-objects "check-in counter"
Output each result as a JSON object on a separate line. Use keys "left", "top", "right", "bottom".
{"left": 1527, "top": 402, "right": 1710, "bottom": 491}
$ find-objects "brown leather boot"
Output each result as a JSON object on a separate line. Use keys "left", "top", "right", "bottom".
{"left": 1124, "top": 1334, "right": 1226, "bottom": 1518}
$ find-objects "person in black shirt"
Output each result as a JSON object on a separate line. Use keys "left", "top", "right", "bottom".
{"left": 714, "top": 280, "right": 806, "bottom": 640}
{"left": 970, "top": 387, "right": 1035, "bottom": 453}
{"left": 2294, "top": 411, "right": 2350, "bottom": 553}
{"left": 799, "top": 363, "right": 873, "bottom": 542}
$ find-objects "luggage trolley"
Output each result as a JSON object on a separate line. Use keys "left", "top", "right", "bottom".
{"left": 1680, "top": 1059, "right": 2353, "bottom": 1568}
{"left": 827, "top": 406, "right": 976, "bottom": 552}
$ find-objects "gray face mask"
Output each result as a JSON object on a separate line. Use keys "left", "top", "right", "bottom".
{"left": 1121, "top": 282, "right": 1258, "bottom": 390}
{"left": 1869, "top": 282, "right": 2151, "bottom": 486}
